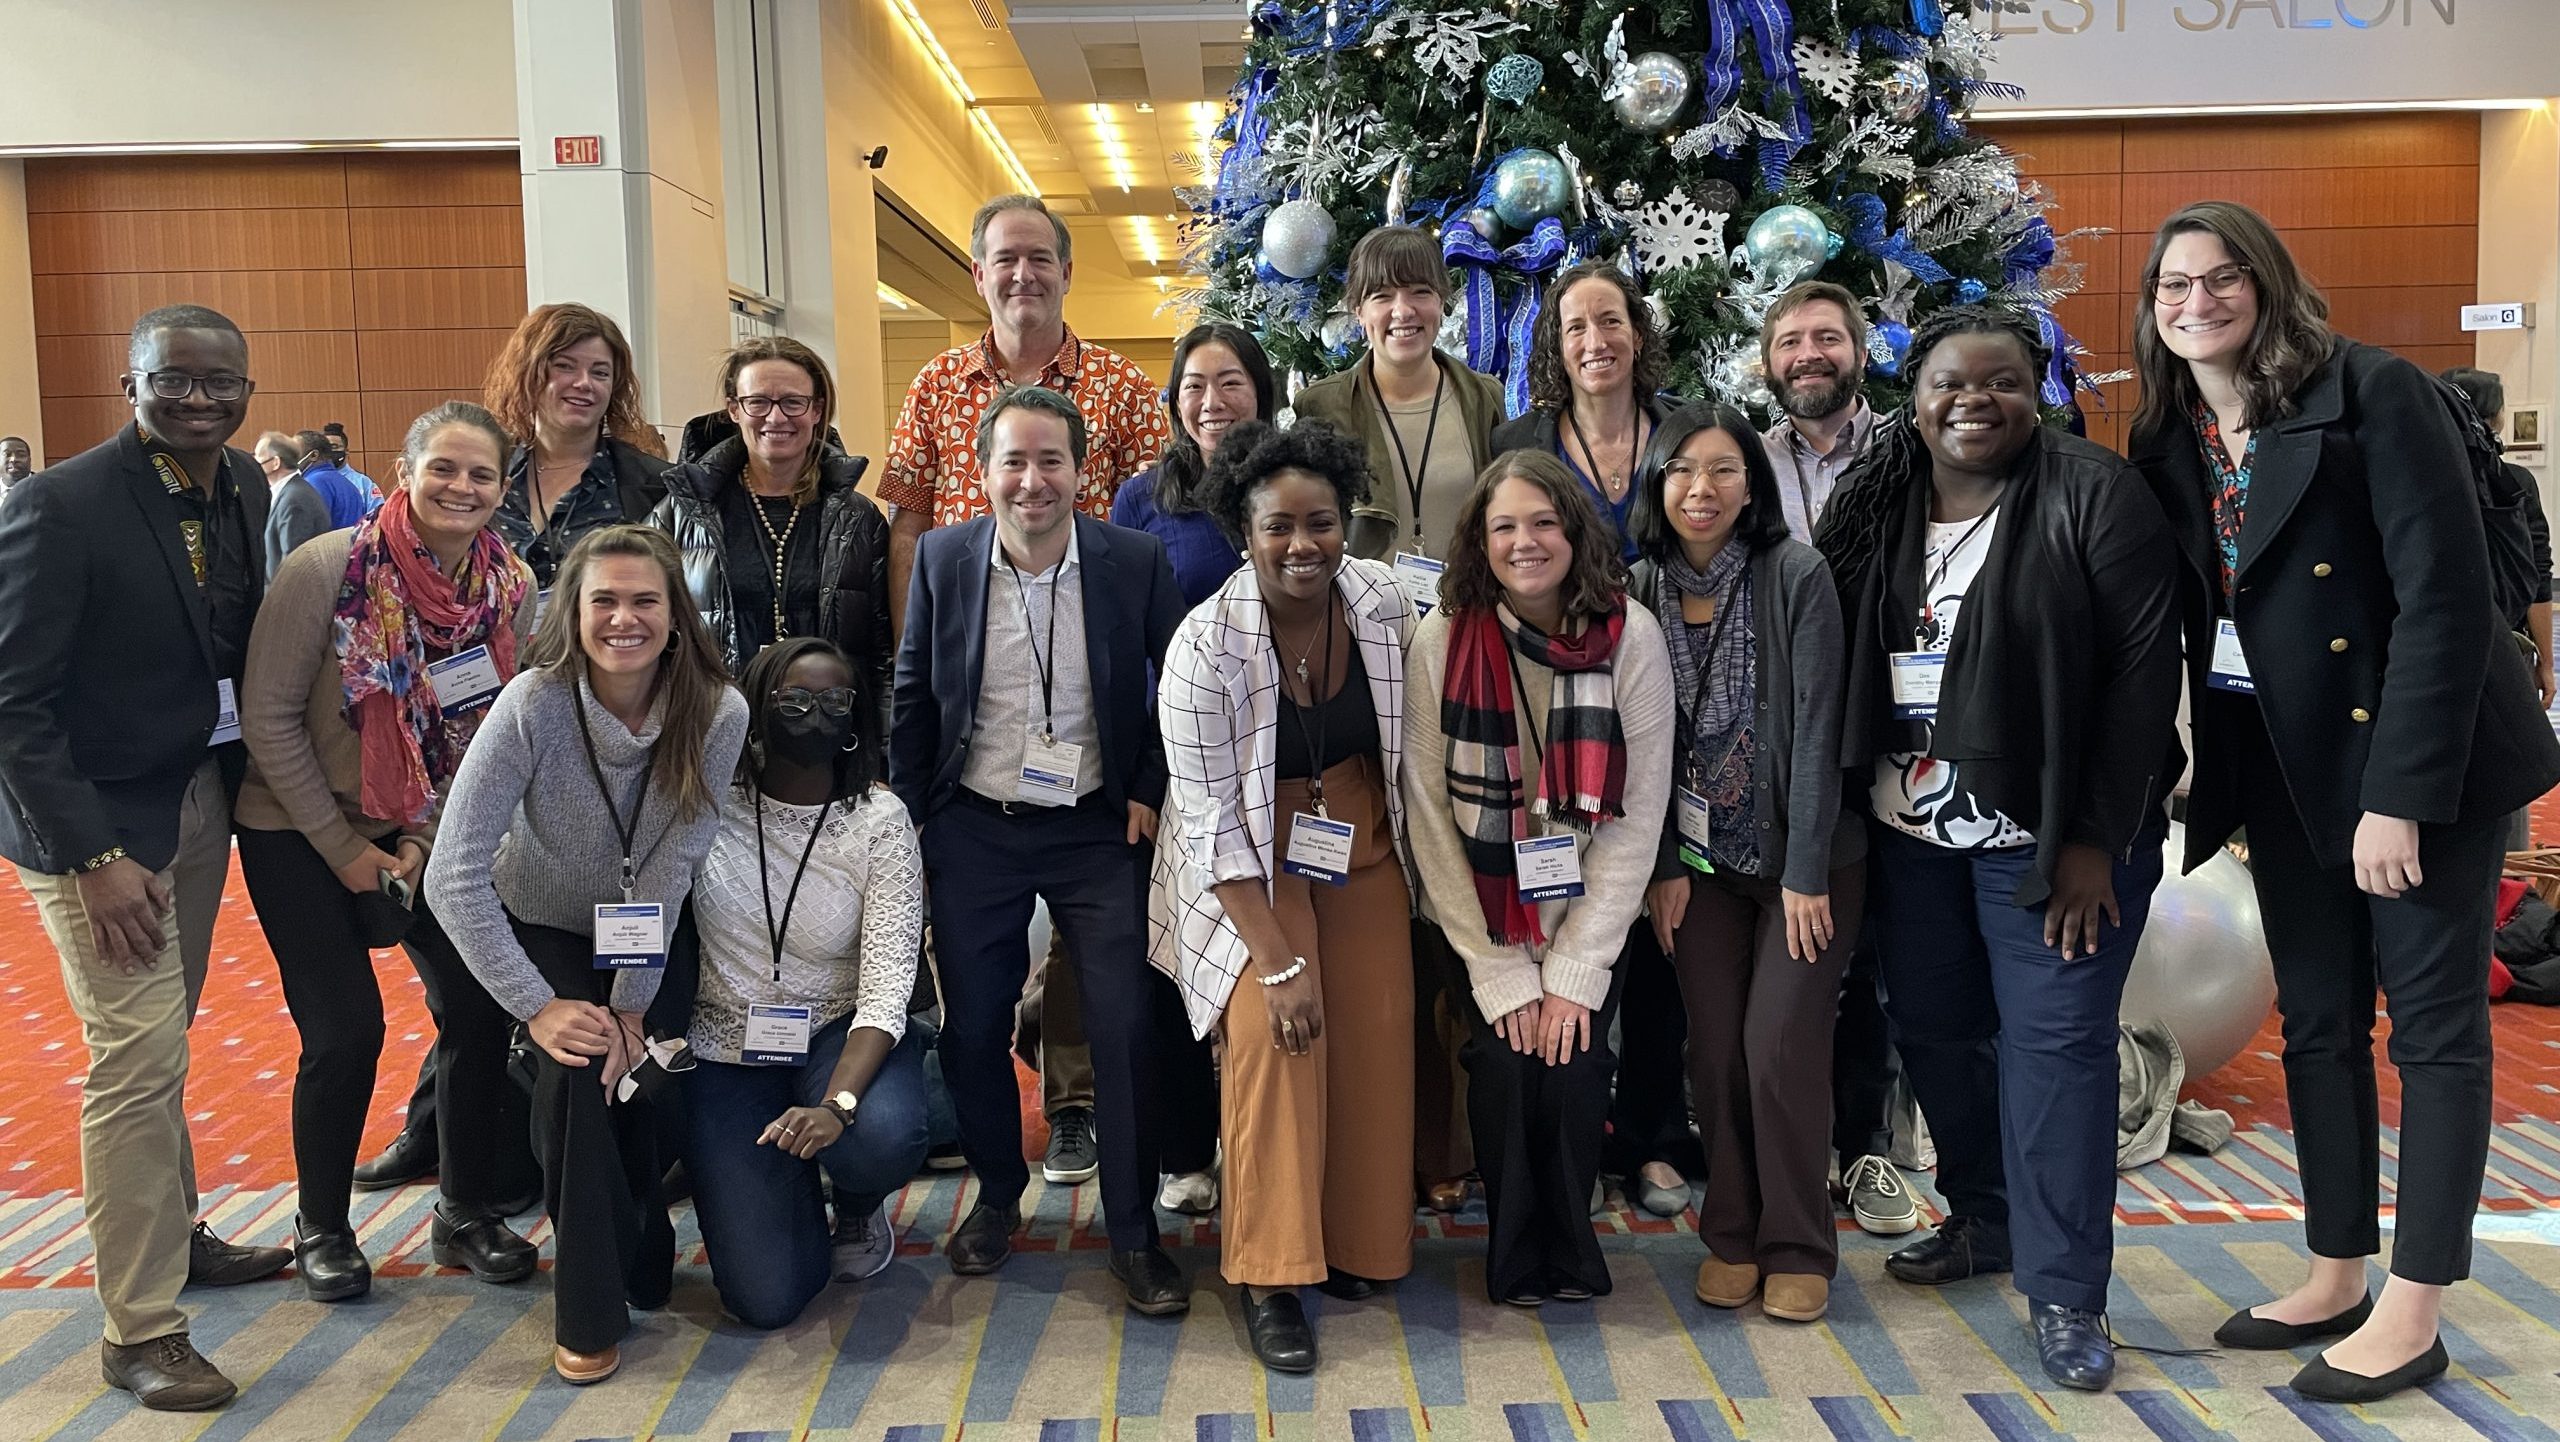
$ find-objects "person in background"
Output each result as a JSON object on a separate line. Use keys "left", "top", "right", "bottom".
{"left": 425, "top": 524, "right": 748, "bottom": 1386}
{"left": 1816, "top": 304, "right": 2183, "bottom": 1392}
{"left": 321, "top": 421, "right": 381, "bottom": 509}
{"left": 483, "top": 303, "right": 673, "bottom": 590}
{"left": 1152, "top": 418, "right": 1416, "bottom": 1373}
{"left": 256, "top": 430, "right": 334, "bottom": 575}
{"left": 879, "top": 195, "right": 1172, "bottom": 1186}
{"left": 650, "top": 336, "right": 890, "bottom": 695}
{"left": 0, "top": 434, "right": 32, "bottom": 507}
{"left": 684, "top": 637, "right": 927, "bottom": 1328}
{"left": 296, "top": 427, "right": 367, "bottom": 531}
{"left": 889, "top": 386, "right": 1191, "bottom": 1314}
{"left": 1402, "top": 451, "right": 1676, "bottom": 1306}
{"left": 235, "top": 402, "right": 539, "bottom": 1303}
{"left": 1628, "top": 403, "right": 1862, "bottom": 1322}
{"left": 0, "top": 305, "right": 287, "bottom": 1413}
{"left": 2439, "top": 366, "right": 2554, "bottom": 713}
{"left": 2132, "top": 201, "right": 2560, "bottom": 1404}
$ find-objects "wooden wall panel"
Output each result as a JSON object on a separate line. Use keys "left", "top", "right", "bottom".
{"left": 37, "top": 330, "right": 357, "bottom": 397}
{"left": 2118, "top": 113, "right": 2478, "bottom": 174}
{"left": 31, "top": 270, "right": 357, "bottom": 336}
{"left": 28, "top": 209, "right": 352, "bottom": 274}
{"left": 347, "top": 207, "right": 525, "bottom": 269}
{"left": 356, "top": 330, "right": 519, "bottom": 390}
{"left": 354, "top": 268, "right": 526, "bottom": 330}
{"left": 23, "top": 156, "right": 350, "bottom": 213}
{"left": 344, "top": 157, "right": 522, "bottom": 208}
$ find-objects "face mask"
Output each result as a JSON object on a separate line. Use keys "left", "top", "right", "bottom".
{"left": 765, "top": 707, "right": 851, "bottom": 768}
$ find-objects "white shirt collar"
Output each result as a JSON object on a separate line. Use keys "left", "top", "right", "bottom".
{"left": 988, "top": 514, "right": 1082, "bottom": 577}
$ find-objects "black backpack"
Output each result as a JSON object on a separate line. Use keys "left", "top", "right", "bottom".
{"left": 2431, "top": 375, "right": 2543, "bottom": 630}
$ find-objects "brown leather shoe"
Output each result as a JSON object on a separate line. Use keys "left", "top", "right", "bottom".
{"left": 553, "top": 1343, "right": 620, "bottom": 1385}
{"left": 1421, "top": 1177, "right": 1468, "bottom": 1214}
{"left": 1763, "top": 1272, "right": 1830, "bottom": 1323}
{"left": 101, "top": 1334, "right": 236, "bottom": 1411}
{"left": 1695, "top": 1257, "right": 1761, "bottom": 1309}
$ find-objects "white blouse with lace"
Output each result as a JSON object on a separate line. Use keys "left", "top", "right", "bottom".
{"left": 685, "top": 783, "right": 924, "bottom": 1065}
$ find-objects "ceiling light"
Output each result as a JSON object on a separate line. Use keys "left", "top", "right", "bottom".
{"left": 887, "top": 0, "right": 1037, "bottom": 194}
{"left": 877, "top": 283, "right": 917, "bottom": 310}
{"left": 0, "top": 138, "right": 517, "bottom": 158}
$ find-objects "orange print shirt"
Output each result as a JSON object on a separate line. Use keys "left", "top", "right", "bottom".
{"left": 876, "top": 328, "right": 1172, "bottom": 526}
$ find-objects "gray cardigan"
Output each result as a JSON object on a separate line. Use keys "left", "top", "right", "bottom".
{"left": 1633, "top": 537, "right": 1863, "bottom": 894}
{"left": 425, "top": 668, "right": 749, "bottom": 1020}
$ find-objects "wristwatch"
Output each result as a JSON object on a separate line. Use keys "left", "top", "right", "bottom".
{"left": 825, "top": 1089, "right": 860, "bottom": 1126}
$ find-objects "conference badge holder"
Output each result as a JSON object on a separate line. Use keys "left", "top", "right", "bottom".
{"left": 210, "top": 678, "right": 242, "bottom": 747}
{"left": 1391, "top": 551, "right": 1445, "bottom": 616}
{"left": 1282, "top": 813, "right": 1357, "bottom": 885}
{"left": 2208, "top": 619, "right": 2255, "bottom": 694}
{"left": 428, "top": 645, "right": 506, "bottom": 714}
{"left": 1514, "top": 832, "right": 1585, "bottom": 903}
{"left": 1675, "top": 787, "right": 1717, "bottom": 874}
{"left": 593, "top": 901, "right": 667, "bottom": 970}
{"left": 1889, "top": 651, "right": 1946, "bottom": 720}
{"left": 1017, "top": 729, "right": 1083, "bottom": 807}
{"left": 743, "top": 1003, "right": 813, "bottom": 1064}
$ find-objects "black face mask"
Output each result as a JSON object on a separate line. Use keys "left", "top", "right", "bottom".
{"left": 765, "top": 708, "right": 851, "bottom": 769}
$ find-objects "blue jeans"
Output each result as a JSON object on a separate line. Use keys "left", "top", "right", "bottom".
{"left": 684, "top": 1019, "right": 930, "bottom": 1329}
{"left": 1867, "top": 821, "right": 2163, "bottom": 1314}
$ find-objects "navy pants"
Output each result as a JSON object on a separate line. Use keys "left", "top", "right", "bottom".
{"left": 1867, "top": 821, "right": 2162, "bottom": 1314}
{"left": 922, "top": 795, "right": 1163, "bottom": 1250}
{"left": 684, "top": 1021, "right": 930, "bottom": 1329}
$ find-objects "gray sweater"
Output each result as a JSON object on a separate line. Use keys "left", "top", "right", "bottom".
{"left": 425, "top": 667, "right": 749, "bottom": 1020}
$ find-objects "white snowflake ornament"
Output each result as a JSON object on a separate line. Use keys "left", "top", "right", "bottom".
{"left": 1632, "top": 188, "right": 1727, "bottom": 274}
{"left": 1791, "top": 38, "right": 1861, "bottom": 107}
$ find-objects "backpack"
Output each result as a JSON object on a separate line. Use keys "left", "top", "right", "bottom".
{"left": 2430, "top": 374, "right": 2543, "bottom": 629}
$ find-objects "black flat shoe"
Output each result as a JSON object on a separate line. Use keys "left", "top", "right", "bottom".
{"left": 2290, "top": 1338, "right": 2449, "bottom": 1404}
{"left": 946, "top": 1202, "right": 1019, "bottom": 1276}
{"left": 1315, "top": 1268, "right": 1375, "bottom": 1301}
{"left": 2214, "top": 1293, "right": 2373, "bottom": 1350}
{"left": 2030, "top": 1300, "right": 2116, "bottom": 1392}
{"left": 292, "top": 1216, "right": 371, "bottom": 1302}
{"left": 429, "top": 1204, "right": 536, "bottom": 1284}
{"left": 187, "top": 1221, "right": 291, "bottom": 1288}
{"left": 350, "top": 1130, "right": 436, "bottom": 1192}
{"left": 1884, "top": 1216, "right": 2012, "bottom": 1286}
{"left": 1243, "top": 1289, "right": 1316, "bottom": 1373}
{"left": 1108, "top": 1246, "right": 1191, "bottom": 1315}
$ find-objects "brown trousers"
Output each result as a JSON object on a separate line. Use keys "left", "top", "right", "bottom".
{"left": 1218, "top": 756, "right": 1417, "bottom": 1286}
{"left": 1673, "top": 860, "right": 1868, "bottom": 1278}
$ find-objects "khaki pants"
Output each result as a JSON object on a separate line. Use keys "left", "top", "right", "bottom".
{"left": 15, "top": 760, "right": 229, "bottom": 1345}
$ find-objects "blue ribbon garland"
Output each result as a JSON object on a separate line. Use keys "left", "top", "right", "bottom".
{"left": 1842, "top": 193, "right": 1953, "bottom": 285}
{"left": 1695, "top": 0, "right": 1812, "bottom": 185}
{"left": 1909, "top": 0, "right": 1946, "bottom": 37}
{"left": 2003, "top": 216, "right": 2057, "bottom": 287}
{"left": 1443, "top": 215, "right": 1569, "bottom": 415}
{"left": 1700, "top": 2, "right": 1742, "bottom": 123}
{"left": 2026, "top": 303, "right": 2073, "bottom": 408}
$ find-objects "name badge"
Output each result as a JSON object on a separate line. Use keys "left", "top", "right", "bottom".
{"left": 427, "top": 645, "right": 506, "bottom": 713}
{"left": 593, "top": 901, "right": 666, "bottom": 969}
{"left": 1391, "top": 551, "right": 1446, "bottom": 615}
{"left": 534, "top": 588, "right": 553, "bottom": 626}
{"left": 1514, "top": 833, "right": 1586, "bottom": 903}
{"left": 209, "top": 677, "right": 242, "bottom": 747}
{"left": 1889, "top": 651, "right": 1946, "bottom": 720}
{"left": 743, "top": 1003, "right": 813, "bottom": 1064}
{"left": 1675, "top": 786, "right": 1717, "bottom": 874}
{"left": 2208, "top": 618, "right": 2255, "bottom": 694}
{"left": 1281, "top": 812, "right": 1356, "bottom": 885}
{"left": 1016, "top": 728, "right": 1084, "bottom": 807}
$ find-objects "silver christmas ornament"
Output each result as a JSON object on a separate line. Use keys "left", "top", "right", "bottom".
{"left": 1491, "top": 149, "right": 1570, "bottom": 229}
{"left": 1385, "top": 159, "right": 1412, "bottom": 227}
{"left": 1611, "top": 179, "right": 1644, "bottom": 208}
{"left": 1612, "top": 52, "right": 1694, "bottom": 134}
{"left": 1876, "top": 59, "right": 1930, "bottom": 124}
{"left": 1456, "top": 205, "right": 1506, "bottom": 243}
{"left": 1743, "top": 204, "right": 1832, "bottom": 282}
{"left": 1319, "top": 312, "right": 1360, "bottom": 351}
{"left": 1486, "top": 53, "right": 1545, "bottom": 106}
{"left": 1260, "top": 198, "right": 1336, "bottom": 280}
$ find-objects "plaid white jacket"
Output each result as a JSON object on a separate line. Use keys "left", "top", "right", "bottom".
{"left": 1147, "top": 556, "right": 1417, "bottom": 1038}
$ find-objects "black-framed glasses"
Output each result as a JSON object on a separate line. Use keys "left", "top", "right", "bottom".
{"left": 773, "top": 686, "right": 855, "bottom": 718}
{"left": 2148, "top": 263, "right": 2252, "bottom": 305}
{"left": 735, "top": 394, "right": 815, "bottom": 419}
{"left": 133, "top": 369, "right": 253, "bottom": 402}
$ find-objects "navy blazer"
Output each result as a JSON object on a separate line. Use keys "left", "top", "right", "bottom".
{"left": 0, "top": 423, "right": 269, "bottom": 873}
{"left": 890, "top": 512, "right": 1186, "bottom": 822}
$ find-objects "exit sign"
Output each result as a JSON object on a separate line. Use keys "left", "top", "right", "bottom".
{"left": 2462, "top": 302, "right": 2533, "bottom": 332}
{"left": 554, "top": 135, "right": 603, "bottom": 167}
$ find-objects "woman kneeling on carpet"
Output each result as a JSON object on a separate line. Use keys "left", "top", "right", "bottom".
{"left": 1152, "top": 419, "right": 1418, "bottom": 1373}
{"left": 237, "top": 401, "right": 540, "bottom": 1301}
{"left": 1401, "top": 451, "right": 1675, "bottom": 1307}
{"left": 426, "top": 524, "right": 748, "bottom": 1385}
{"left": 682, "top": 635, "right": 927, "bottom": 1329}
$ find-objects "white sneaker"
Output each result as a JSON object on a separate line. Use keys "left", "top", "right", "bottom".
{"left": 1157, "top": 1169, "right": 1219, "bottom": 1214}
{"left": 831, "top": 1200, "right": 897, "bottom": 1281}
{"left": 1841, "top": 1154, "right": 1920, "bottom": 1236}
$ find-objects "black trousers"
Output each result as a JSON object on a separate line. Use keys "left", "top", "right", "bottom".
{"left": 1462, "top": 962, "right": 1628, "bottom": 1303}
{"left": 236, "top": 826, "right": 518, "bottom": 1230}
{"left": 394, "top": 1023, "right": 540, "bottom": 1201}
{"left": 1601, "top": 919, "right": 1702, "bottom": 1178}
{"left": 516, "top": 919, "right": 674, "bottom": 1354}
{"left": 1830, "top": 930, "right": 1900, "bottom": 1164}
{"left": 2223, "top": 698, "right": 2504, "bottom": 1285}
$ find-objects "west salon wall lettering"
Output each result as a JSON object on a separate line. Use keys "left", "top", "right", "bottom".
{"left": 1979, "top": 0, "right": 2456, "bottom": 35}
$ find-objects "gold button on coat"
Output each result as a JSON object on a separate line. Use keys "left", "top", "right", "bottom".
{"left": 2313, "top": 563, "right": 2333, "bottom": 577}
{"left": 2330, "top": 638, "right": 2349, "bottom": 653}
{"left": 2351, "top": 707, "right": 2372, "bottom": 723}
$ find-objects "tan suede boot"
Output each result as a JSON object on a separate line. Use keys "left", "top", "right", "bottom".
{"left": 1695, "top": 1257, "right": 1761, "bottom": 1309}
{"left": 1762, "top": 1273, "right": 1830, "bottom": 1323}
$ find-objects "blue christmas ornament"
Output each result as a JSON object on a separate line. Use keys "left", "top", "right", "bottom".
{"left": 1956, "top": 278, "right": 1989, "bottom": 305}
{"left": 1491, "top": 150, "right": 1571, "bottom": 230}
{"left": 1486, "top": 54, "right": 1544, "bottom": 106}
{"left": 1871, "top": 320, "right": 1913, "bottom": 377}
{"left": 1824, "top": 231, "right": 1845, "bottom": 260}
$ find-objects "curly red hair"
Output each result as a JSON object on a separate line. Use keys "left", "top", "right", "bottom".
{"left": 482, "top": 303, "right": 665, "bottom": 458}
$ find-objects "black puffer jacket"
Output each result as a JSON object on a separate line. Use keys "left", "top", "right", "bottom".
{"left": 648, "top": 438, "right": 891, "bottom": 708}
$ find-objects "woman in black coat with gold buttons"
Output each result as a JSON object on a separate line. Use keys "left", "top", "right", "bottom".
{"left": 2129, "top": 200, "right": 2560, "bottom": 1405}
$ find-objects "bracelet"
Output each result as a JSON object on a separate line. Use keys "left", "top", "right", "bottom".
{"left": 77, "top": 846, "right": 129, "bottom": 873}
{"left": 1257, "top": 957, "right": 1308, "bottom": 986}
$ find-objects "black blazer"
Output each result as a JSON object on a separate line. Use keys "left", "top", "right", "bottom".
{"left": 889, "top": 512, "right": 1186, "bottom": 822}
{"left": 2132, "top": 338, "right": 2560, "bottom": 872}
{"left": 0, "top": 424, "right": 270, "bottom": 872}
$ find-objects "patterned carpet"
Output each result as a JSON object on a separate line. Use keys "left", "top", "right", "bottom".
{"left": 2, "top": 859, "right": 2559, "bottom": 1440}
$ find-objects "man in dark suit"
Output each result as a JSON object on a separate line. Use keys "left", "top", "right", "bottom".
{"left": 0, "top": 305, "right": 293, "bottom": 1412}
{"left": 890, "top": 384, "right": 1190, "bottom": 1313}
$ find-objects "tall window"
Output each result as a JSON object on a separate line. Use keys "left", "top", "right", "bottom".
{"left": 715, "top": 0, "right": 783, "bottom": 307}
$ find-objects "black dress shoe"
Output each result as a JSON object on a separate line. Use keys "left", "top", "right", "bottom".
{"left": 1108, "top": 1246, "right": 1191, "bottom": 1315}
{"left": 350, "top": 1130, "right": 436, "bottom": 1192}
{"left": 1884, "top": 1216, "right": 2012, "bottom": 1286}
{"left": 186, "top": 1222, "right": 291, "bottom": 1287}
{"left": 101, "top": 1334, "right": 236, "bottom": 1411}
{"left": 946, "top": 1201, "right": 1019, "bottom": 1275}
{"left": 430, "top": 1205, "right": 537, "bottom": 1284}
{"left": 1243, "top": 1289, "right": 1316, "bottom": 1373}
{"left": 2030, "top": 1300, "right": 2117, "bottom": 1392}
{"left": 2290, "top": 1338, "right": 2449, "bottom": 1404}
{"left": 2214, "top": 1293, "right": 2373, "bottom": 1350}
{"left": 1315, "top": 1267, "right": 1375, "bottom": 1301}
{"left": 292, "top": 1216, "right": 371, "bottom": 1302}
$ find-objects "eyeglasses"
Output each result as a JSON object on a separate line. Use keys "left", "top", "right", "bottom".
{"left": 735, "top": 394, "right": 815, "bottom": 419}
{"left": 2148, "top": 264, "right": 2252, "bottom": 305}
{"left": 1661, "top": 460, "right": 1749, "bottom": 488}
{"left": 773, "top": 686, "right": 855, "bottom": 717}
{"left": 133, "top": 370, "right": 253, "bottom": 402}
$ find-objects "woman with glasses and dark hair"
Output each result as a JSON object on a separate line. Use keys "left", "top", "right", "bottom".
{"left": 681, "top": 636, "right": 927, "bottom": 1330}
{"left": 2128, "top": 201, "right": 2560, "bottom": 1404}
{"left": 1491, "top": 262, "right": 1679, "bottom": 563}
{"left": 651, "top": 338, "right": 890, "bottom": 696}
{"left": 1626, "top": 403, "right": 1863, "bottom": 1323}
{"left": 1112, "top": 323, "right": 1276, "bottom": 607}
{"left": 483, "top": 303, "right": 673, "bottom": 589}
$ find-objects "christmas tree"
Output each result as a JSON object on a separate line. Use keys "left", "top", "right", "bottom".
{"left": 1185, "top": 0, "right": 2088, "bottom": 422}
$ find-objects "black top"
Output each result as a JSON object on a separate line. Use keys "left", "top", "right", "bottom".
{"left": 497, "top": 439, "right": 673, "bottom": 588}
{"left": 720, "top": 490, "right": 826, "bottom": 657}
{"left": 1274, "top": 642, "right": 1379, "bottom": 781}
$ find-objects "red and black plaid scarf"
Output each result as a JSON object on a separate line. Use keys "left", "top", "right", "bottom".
{"left": 1440, "top": 601, "right": 1629, "bottom": 946}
